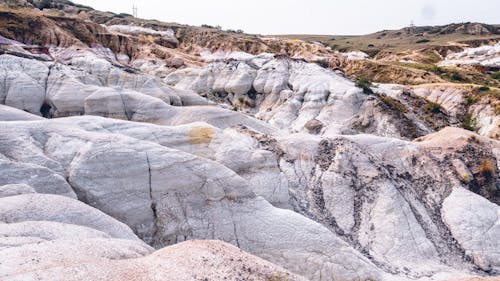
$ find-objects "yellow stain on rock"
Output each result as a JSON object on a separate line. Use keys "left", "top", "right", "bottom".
{"left": 189, "top": 126, "right": 215, "bottom": 145}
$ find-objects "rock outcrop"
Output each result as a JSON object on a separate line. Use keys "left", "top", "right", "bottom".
{"left": 0, "top": 2, "right": 499, "bottom": 281}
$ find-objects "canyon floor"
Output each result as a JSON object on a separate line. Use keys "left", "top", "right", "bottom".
{"left": 0, "top": 1, "right": 499, "bottom": 281}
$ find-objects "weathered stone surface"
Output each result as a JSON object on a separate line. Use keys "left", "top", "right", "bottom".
{"left": 2, "top": 240, "right": 307, "bottom": 281}
{"left": 442, "top": 188, "right": 500, "bottom": 271}
{"left": 0, "top": 17, "right": 499, "bottom": 280}
{"left": 0, "top": 194, "right": 141, "bottom": 241}
{"left": 0, "top": 117, "right": 383, "bottom": 281}
{"left": 0, "top": 184, "right": 35, "bottom": 198}
{"left": 0, "top": 105, "right": 44, "bottom": 121}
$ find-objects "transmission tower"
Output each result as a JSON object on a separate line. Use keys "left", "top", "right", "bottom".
{"left": 132, "top": 5, "right": 138, "bottom": 18}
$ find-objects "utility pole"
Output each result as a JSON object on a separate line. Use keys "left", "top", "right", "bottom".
{"left": 132, "top": 4, "right": 138, "bottom": 18}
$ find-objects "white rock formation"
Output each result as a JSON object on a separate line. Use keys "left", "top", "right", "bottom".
{"left": 340, "top": 51, "right": 370, "bottom": 60}
{"left": 439, "top": 43, "right": 500, "bottom": 68}
{"left": 0, "top": 116, "right": 384, "bottom": 281}
{"left": 442, "top": 188, "right": 500, "bottom": 271}
{"left": 0, "top": 34, "right": 499, "bottom": 281}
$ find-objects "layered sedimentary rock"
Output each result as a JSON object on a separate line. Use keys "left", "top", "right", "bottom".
{"left": 0, "top": 5, "right": 499, "bottom": 280}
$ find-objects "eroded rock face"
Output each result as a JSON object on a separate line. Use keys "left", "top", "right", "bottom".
{"left": 442, "top": 188, "right": 500, "bottom": 271}
{"left": 166, "top": 57, "right": 367, "bottom": 137}
{"left": 0, "top": 117, "right": 384, "bottom": 281}
{"left": 1, "top": 112, "right": 499, "bottom": 280}
{"left": 0, "top": 14, "right": 499, "bottom": 281}
{"left": 439, "top": 43, "right": 500, "bottom": 69}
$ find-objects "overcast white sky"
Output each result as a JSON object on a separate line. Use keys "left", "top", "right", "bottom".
{"left": 73, "top": 0, "right": 500, "bottom": 35}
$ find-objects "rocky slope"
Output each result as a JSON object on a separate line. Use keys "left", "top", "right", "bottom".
{"left": 0, "top": 1, "right": 499, "bottom": 281}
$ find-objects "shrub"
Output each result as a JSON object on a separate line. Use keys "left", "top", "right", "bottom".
{"left": 378, "top": 94, "right": 408, "bottom": 113}
{"left": 313, "top": 60, "right": 329, "bottom": 68}
{"left": 491, "top": 71, "right": 500, "bottom": 81}
{"left": 115, "top": 13, "right": 133, "bottom": 18}
{"left": 464, "top": 95, "right": 479, "bottom": 106}
{"left": 479, "top": 159, "right": 495, "bottom": 182}
{"left": 462, "top": 113, "right": 478, "bottom": 131}
{"left": 416, "top": 39, "right": 430, "bottom": 43}
{"left": 38, "top": 0, "right": 52, "bottom": 9}
{"left": 425, "top": 102, "right": 442, "bottom": 114}
{"left": 478, "top": 86, "right": 490, "bottom": 91}
{"left": 269, "top": 272, "right": 290, "bottom": 281}
{"left": 485, "top": 185, "right": 497, "bottom": 197}
{"left": 461, "top": 173, "right": 471, "bottom": 184}
{"left": 355, "top": 77, "right": 374, "bottom": 95}
{"left": 451, "top": 73, "right": 464, "bottom": 81}
{"left": 467, "top": 135, "right": 480, "bottom": 144}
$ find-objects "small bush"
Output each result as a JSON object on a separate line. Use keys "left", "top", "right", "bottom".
{"left": 451, "top": 73, "right": 464, "bottom": 81}
{"left": 461, "top": 173, "right": 471, "bottom": 184}
{"left": 416, "top": 39, "right": 430, "bottom": 43}
{"left": 462, "top": 113, "right": 478, "bottom": 131}
{"left": 269, "top": 272, "right": 290, "bottom": 281}
{"left": 491, "top": 71, "right": 500, "bottom": 81}
{"left": 313, "top": 60, "right": 329, "bottom": 68}
{"left": 425, "top": 102, "right": 442, "bottom": 114}
{"left": 464, "top": 95, "right": 479, "bottom": 106}
{"left": 355, "top": 77, "right": 374, "bottom": 95}
{"left": 480, "top": 159, "right": 495, "bottom": 182}
{"left": 479, "top": 86, "right": 490, "bottom": 92}
{"left": 485, "top": 185, "right": 497, "bottom": 197}
{"left": 378, "top": 94, "right": 408, "bottom": 113}
{"left": 37, "top": 0, "right": 53, "bottom": 9}
{"left": 468, "top": 135, "right": 480, "bottom": 144}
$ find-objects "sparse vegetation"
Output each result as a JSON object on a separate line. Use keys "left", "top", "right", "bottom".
{"left": 461, "top": 173, "right": 471, "bottom": 184}
{"left": 485, "top": 184, "right": 497, "bottom": 197}
{"left": 313, "top": 59, "right": 329, "bottom": 68}
{"left": 201, "top": 24, "right": 222, "bottom": 30}
{"left": 425, "top": 102, "right": 442, "bottom": 114}
{"left": 450, "top": 72, "right": 465, "bottom": 82}
{"left": 479, "top": 159, "right": 496, "bottom": 197}
{"left": 464, "top": 95, "right": 479, "bottom": 106}
{"left": 491, "top": 71, "right": 500, "bottom": 81}
{"left": 462, "top": 113, "right": 478, "bottom": 131}
{"left": 467, "top": 135, "right": 480, "bottom": 144}
{"left": 480, "top": 159, "right": 495, "bottom": 182}
{"left": 355, "top": 76, "right": 374, "bottom": 95}
{"left": 268, "top": 272, "right": 290, "bottom": 281}
{"left": 377, "top": 94, "right": 408, "bottom": 113}
{"left": 416, "top": 39, "right": 430, "bottom": 43}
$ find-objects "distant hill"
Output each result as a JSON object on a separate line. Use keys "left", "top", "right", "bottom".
{"left": 373, "top": 22, "right": 499, "bottom": 38}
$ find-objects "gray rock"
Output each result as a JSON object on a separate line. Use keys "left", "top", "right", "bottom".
{"left": 0, "top": 184, "right": 36, "bottom": 198}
